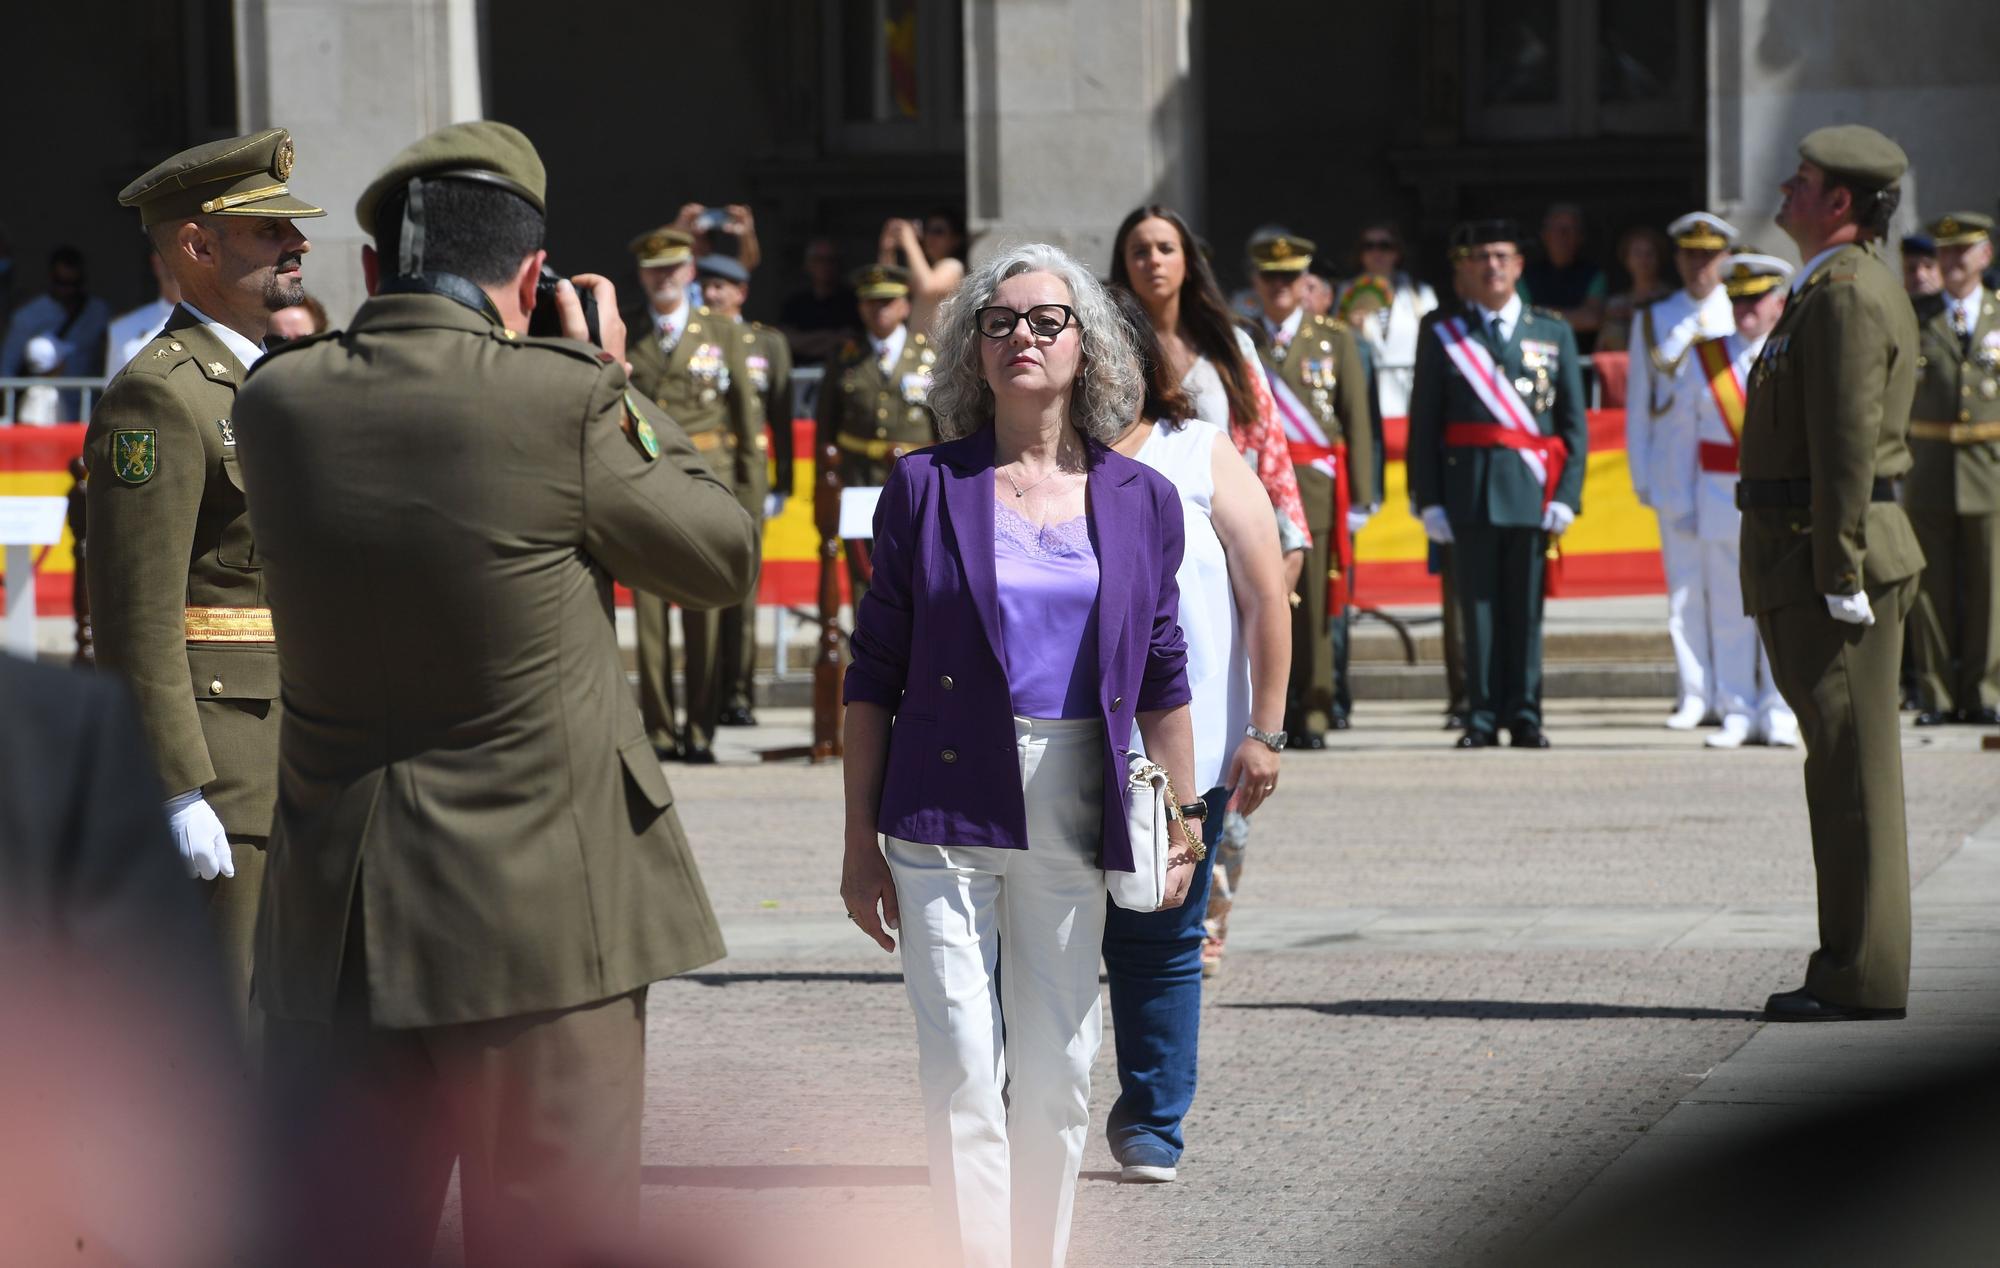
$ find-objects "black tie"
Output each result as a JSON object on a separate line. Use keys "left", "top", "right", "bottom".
{"left": 1488, "top": 315, "right": 1505, "bottom": 345}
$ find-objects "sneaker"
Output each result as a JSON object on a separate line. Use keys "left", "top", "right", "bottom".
{"left": 1665, "top": 699, "right": 1707, "bottom": 731}
{"left": 1117, "top": 1144, "right": 1179, "bottom": 1183}
{"left": 1762, "top": 715, "right": 1801, "bottom": 748}
{"left": 1705, "top": 716, "right": 1753, "bottom": 749}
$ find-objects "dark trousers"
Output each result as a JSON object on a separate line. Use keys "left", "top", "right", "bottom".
{"left": 1908, "top": 508, "right": 2000, "bottom": 713}
{"left": 1436, "top": 544, "right": 1469, "bottom": 716}
{"left": 210, "top": 837, "right": 265, "bottom": 1052}
{"left": 1102, "top": 784, "right": 1227, "bottom": 1164}
{"left": 1288, "top": 468, "right": 1337, "bottom": 734}
{"left": 1451, "top": 524, "right": 1546, "bottom": 735}
{"left": 1330, "top": 604, "right": 1354, "bottom": 721}
{"left": 264, "top": 943, "right": 648, "bottom": 1268}
{"left": 1758, "top": 577, "right": 1917, "bottom": 1010}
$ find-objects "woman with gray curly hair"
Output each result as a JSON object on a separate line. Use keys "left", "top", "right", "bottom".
{"left": 840, "top": 242, "right": 1201, "bottom": 1267}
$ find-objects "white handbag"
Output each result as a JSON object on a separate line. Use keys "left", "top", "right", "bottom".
{"left": 1109, "top": 752, "right": 1198, "bottom": 912}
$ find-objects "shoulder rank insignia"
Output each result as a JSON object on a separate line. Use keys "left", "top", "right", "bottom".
{"left": 111, "top": 429, "right": 158, "bottom": 484}
{"left": 207, "top": 361, "right": 229, "bottom": 377}
{"left": 624, "top": 392, "right": 660, "bottom": 461}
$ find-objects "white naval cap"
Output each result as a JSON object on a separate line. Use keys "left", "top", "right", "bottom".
{"left": 1720, "top": 252, "right": 1793, "bottom": 298}
{"left": 1666, "top": 212, "right": 1738, "bottom": 251}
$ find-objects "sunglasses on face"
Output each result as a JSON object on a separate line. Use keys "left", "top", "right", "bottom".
{"left": 975, "top": 304, "right": 1077, "bottom": 340}
{"left": 1360, "top": 239, "right": 1397, "bottom": 252}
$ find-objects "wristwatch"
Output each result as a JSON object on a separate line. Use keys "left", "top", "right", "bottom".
{"left": 1177, "top": 801, "right": 1209, "bottom": 821}
{"left": 1245, "top": 723, "right": 1288, "bottom": 752}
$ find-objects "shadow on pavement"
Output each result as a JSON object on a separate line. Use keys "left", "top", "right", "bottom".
{"left": 676, "top": 971, "right": 906, "bottom": 987}
{"left": 642, "top": 1164, "right": 928, "bottom": 1189}
{"left": 1224, "top": 999, "right": 1766, "bottom": 1021}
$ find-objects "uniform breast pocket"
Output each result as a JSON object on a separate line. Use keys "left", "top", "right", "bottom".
{"left": 216, "top": 453, "right": 257, "bottom": 569}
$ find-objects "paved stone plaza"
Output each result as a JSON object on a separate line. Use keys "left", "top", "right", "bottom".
{"left": 431, "top": 700, "right": 2000, "bottom": 1266}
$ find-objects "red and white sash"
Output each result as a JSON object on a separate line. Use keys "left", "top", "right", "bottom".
{"left": 1434, "top": 315, "right": 1547, "bottom": 486}
{"left": 1263, "top": 366, "right": 1337, "bottom": 479}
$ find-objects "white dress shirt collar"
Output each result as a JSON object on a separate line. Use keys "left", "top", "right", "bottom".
{"left": 1474, "top": 292, "right": 1524, "bottom": 342}
{"left": 873, "top": 323, "right": 907, "bottom": 368}
{"left": 1945, "top": 287, "right": 1981, "bottom": 332}
{"left": 178, "top": 301, "right": 263, "bottom": 370}
{"left": 1264, "top": 305, "right": 1305, "bottom": 345}
{"left": 654, "top": 300, "right": 690, "bottom": 346}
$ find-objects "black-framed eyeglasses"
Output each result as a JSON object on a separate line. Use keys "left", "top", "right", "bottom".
{"left": 974, "top": 304, "right": 1077, "bottom": 340}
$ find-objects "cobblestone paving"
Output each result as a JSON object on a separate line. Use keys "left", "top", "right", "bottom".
{"left": 433, "top": 702, "right": 2000, "bottom": 1265}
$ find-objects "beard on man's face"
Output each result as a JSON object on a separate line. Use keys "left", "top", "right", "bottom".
{"left": 261, "top": 253, "right": 307, "bottom": 310}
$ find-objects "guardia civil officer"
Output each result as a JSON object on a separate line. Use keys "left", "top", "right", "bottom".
{"left": 813, "top": 263, "right": 940, "bottom": 604}
{"left": 626, "top": 227, "right": 765, "bottom": 761}
{"left": 1626, "top": 211, "right": 1739, "bottom": 730}
{"left": 1904, "top": 212, "right": 2000, "bottom": 726}
{"left": 1408, "top": 220, "right": 1588, "bottom": 748}
{"left": 1745, "top": 125, "right": 1924, "bottom": 1022}
{"left": 83, "top": 129, "right": 324, "bottom": 1030}
{"left": 1246, "top": 231, "right": 1373, "bottom": 744}
{"left": 234, "top": 122, "right": 757, "bottom": 1262}
{"left": 697, "top": 251, "right": 790, "bottom": 726}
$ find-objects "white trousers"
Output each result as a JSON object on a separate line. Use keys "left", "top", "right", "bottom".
{"left": 1661, "top": 519, "right": 1712, "bottom": 709}
{"left": 1694, "top": 533, "right": 1793, "bottom": 730}
{"left": 886, "top": 715, "right": 1108, "bottom": 1268}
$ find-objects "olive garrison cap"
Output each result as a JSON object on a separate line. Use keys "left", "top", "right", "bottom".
{"left": 851, "top": 263, "right": 910, "bottom": 299}
{"left": 1927, "top": 211, "right": 1993, "bottom": 248}
{"left": 628, "top": 227, "right": 694, "bottom": 268}
{"left": 1247, "top": 232, "right": 1315, "bottom": 274}
{"left": 1449, "top": 219, "right": 1524, "bottom": 258}
{"left": 695, "top": 254, "right": 749, "bottom": 284}
{"left": 119, "top": 128, "right": 326, "bottom": 228}
{"left": 356, "top": 121, "right": 546, "bottom": 233}
{"left": 1797, "top": 125, "right": 1908, "bottom": 191}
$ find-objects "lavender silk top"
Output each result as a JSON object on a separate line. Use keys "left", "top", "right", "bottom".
{"left": 993, "top": 505, "right": 1101, "bottom": 719}
{"left": 843, "top": 426, "right": 1190, "bottom": 871}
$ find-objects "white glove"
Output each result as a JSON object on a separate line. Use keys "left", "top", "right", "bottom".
{"left": 1541, "top": 502, "right": 1576, "bottom": 536}
{"left": 165, "top": 790, "right": 234, "bottom": 881}
{"left": 763, "top": 492, "right": 787, "bottom": 520}
{"left": 1825, "top": 591, "right": 1876, "bottom": 626}
{"left": 1346, "top": 506, "right": 1374, "bottom": 536}
{"left": 1419, "top": 505, "right": 1454, "bottom": 544}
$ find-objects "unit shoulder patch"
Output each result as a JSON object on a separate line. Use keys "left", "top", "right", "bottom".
{"left": 110, "top": 429, "right": 158, "bottom": 484}
{"left": 624, "top": 392, "right": 660, "bottom": 460}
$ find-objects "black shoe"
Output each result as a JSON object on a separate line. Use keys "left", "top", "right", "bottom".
{"left": 1455, "top": 730, "right": 1496, "bottom": 749}
{"left": 651, "top": 740, "right": 683, "bottom": 763}
{"left": 1962, "top": 707, "right": 2000, "bottom": 726}
{"left": 1329, "top": 715, "right": 1351, "bottom": 731}
{"left": 1443, "top": 712, "right": 1467, "bottom": 731}
{"left": 683, "top": 747, "right": 717, "bottom": 765}
{"left": 1763, "top": 987, "right": 1905, "bottom": 1022}
{"left": 1289, "top": 730, "right": 1327, "bottom": 750}
{"left": 1508, "top": 725, "right": 1551, "bottom": 749}
{"left": 718, "top": 705, "right": 757, "bottom": 727}
{"left": 1915, "top": 710, "right": 1953, "bottom": 727}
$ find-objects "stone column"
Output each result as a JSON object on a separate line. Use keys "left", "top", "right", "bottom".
{"left": 234, "top": 0, "right": 485, "bottom": 322}
{"left": 963, "top": 0, "right": 1202, "bottom": 271}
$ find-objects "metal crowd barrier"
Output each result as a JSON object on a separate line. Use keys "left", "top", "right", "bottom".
{"left": 0, "top": 377, "right": 108, "bottom": 424}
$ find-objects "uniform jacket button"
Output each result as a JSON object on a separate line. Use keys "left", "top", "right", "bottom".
{"left": 940, "top": 748, "right": 957, "bottom": 763}
{"left": 939, "top": 674, "right": 954, "bottom": 690}
{"left": 209, "top": 679, "right": 223, "bottom": 695}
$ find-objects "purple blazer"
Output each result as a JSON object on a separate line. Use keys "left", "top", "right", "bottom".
{"left": 844, "top": 425, "right": 1190, "bottom": 873}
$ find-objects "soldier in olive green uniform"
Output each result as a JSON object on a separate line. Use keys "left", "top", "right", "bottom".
{"left": 626, "top": 227, "right": 766, "bottom": 761}
{"left": 699, "top": 252, "right": 792, "bottom": 725}
{"left": 83, "top": 129, "right": 325, "bottom": 1029}
{"left": 1408, "top": 220, "right": 1589, "bottom": 748}
{"left": 1904, "top": 211, "right": 2000, "bottom": 726}
{"left": 815, "top": 264, "right": 940, "bottom": 604}
{"left": 236, "top": 123, "right": 758, "bottom": 1263}
{"left": 1744, "top": 126, "right": 1925, "bottom": 1022}
{"left": 1247, "top": 232, "right": 1374, "bottom": 746}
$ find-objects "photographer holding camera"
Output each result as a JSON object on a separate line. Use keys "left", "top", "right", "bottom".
{"left": 232, "top": 121, "right": 757, "bottom": 1265}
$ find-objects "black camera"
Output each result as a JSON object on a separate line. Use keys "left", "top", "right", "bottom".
{"left": 527, "top": 264, "right": 601, "bottom": 345}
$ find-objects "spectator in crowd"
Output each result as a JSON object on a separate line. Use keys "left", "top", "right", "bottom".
{"left": 778, "top": 235, "right": 859, "bottom": 365}
{"left": 267, "top": 293, "right": 328, "bottom": 341}
{"left": 1597, "top": 224, "right": 1675, "bottom": 354}
{"left": 1339, "top": 221, "right": 1440, "bottom": 416}
{"left": 675, "top": 201, "right": 762, "bottom": 270}
{"left": 106, "top": 241, "right": 183, "bottom": 372}
{"left": 1522, "top": 203, "right": 1607, "bottom": 350}
{"left": 879, "top": 206, "right": 968, "bottom": 338}
{"left": 1300, "top": 270, "right": 1335, "bottom": 318}
{"left": 2, "top": 247, "right": 112, "bottom": 419}
{"left": 1901, "top": 234, "right": 1942, "bottom": 298}
{"left": 12, "top": 335, "right": 64, "bottom": 424}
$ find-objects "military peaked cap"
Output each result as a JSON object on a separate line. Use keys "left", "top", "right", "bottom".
{"left": 1927, "top": 212, "right": 1992, "bottom": 248}
{"left": 1797, "top": 125, "right": 1908, "bottom": 191}
{"left": 1667, "top": 211, "right": 1738, "bottom": 251}
{"left": 629, "top": 228, "right": 694, "bottom": 267}
{"left": 120, "top": 129, "right": 326, "bottom": 228}
{"left": 1720, "top": 252, "right": 1793, "bottom": 299}
{"left": 356, "top": 121, "right": 547, "bottom": 233}
{"left": 1247, "top": 232, "right": 1315, "bottom": 273}
{"left": 1449, "top": 219, "right": 1523, "bottom": 258}
{"left": 851, "top": 264, "right": 910, "bottom": 299}
{"left": 696, "top": 254, "right": 750, "bottom": 284}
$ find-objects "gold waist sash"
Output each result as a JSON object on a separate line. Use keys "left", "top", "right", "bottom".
{"left": 837, "top": 433, "right": 928, "bottom": 461}
{"left": 185, "top": 606, "right": 274, "bottom": 643}
{"left": 1909, "top": 419, "right": 2000, "bottom": 444}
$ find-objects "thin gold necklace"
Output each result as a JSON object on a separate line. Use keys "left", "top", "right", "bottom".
{"left": 1005, "top": 465, "right": 1065, "bottom": 499}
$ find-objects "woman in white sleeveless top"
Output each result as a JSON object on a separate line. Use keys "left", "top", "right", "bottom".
{"left": 1098, "top": 290, "right": 1291, "bottom": 1183}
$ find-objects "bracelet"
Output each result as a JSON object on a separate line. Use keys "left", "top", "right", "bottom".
{"left": 1177, "top": 800, "right": 1209, "bottom": 820}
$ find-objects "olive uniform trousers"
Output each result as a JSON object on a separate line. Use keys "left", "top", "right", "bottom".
{"left": 1907, "top": 509, "right": 2000, "bottom": 714}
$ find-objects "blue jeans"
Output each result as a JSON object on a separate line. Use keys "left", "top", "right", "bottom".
{"left": 1101, "top": 783, "right": 1227, "bottom": 1164}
